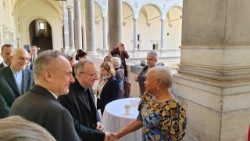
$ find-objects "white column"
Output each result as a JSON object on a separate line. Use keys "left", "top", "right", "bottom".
{"left": 63, "top": 2, "right": 69, "bottom": 52}
{"left": 108, "top": 0, "right": 122, "bottom": 50}
{"left": 67, "top": 6, "right": 74, "bottom": 52}
{"left": 160, "top": 19, "right": 166, "bottom": 50}
{"left": 85, "top": 0, "right": 96, "bottom": 54}
{"left": 102, "top": 17, "right": 108, "bottom": 50}
{"left": 133, "top": 18, "right": 138, "bottom": 50}
{"left": 74, "top": 0, "right": 82, "bottom": 50}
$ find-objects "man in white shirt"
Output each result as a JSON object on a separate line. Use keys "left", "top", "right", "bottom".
{"left": 0, "top": 44, "right": 14, "bottom": 68}
{"left": 0, "top": 48, "right": 33, "bottom": 118}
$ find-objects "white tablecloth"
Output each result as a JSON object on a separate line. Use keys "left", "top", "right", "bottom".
{"left": 102, "top": 98, "right": 142, "bottom": 141}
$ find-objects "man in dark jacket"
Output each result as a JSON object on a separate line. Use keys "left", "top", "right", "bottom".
{"left": 0, "top": 48, "right": 33, "bottom": 118}
{"left": 59, "top": 60, "right": 109, "bottom": 141}
{"left": 0, "top": 44, "right": 13, "bottom": 68}
{"left": 9, "top": 50, "right": 80, "bottom": 141}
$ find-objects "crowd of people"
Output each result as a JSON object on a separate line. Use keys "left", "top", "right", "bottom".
{"left": 0, "top": 42, "right": 186, "bottom": 141}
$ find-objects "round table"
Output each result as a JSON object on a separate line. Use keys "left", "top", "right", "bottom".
{"left": 102, "top": 98, "right": 142, "bottom": 141}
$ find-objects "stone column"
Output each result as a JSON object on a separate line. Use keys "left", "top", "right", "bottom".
{"left": 173, "top": 0, "right": 250, "bottom": 141}
{"left": 63, "top": 2, "right": 69, "bottom": 52}
{"left": 108, "top": 0, "right": 122, "bottom": 50}
{"left": 74, "top": 0, "right": 82, "bottom": 50}
{"left": 85, "top": 0, "right": 95, "bottom": 54}
{"left": 160, "top": 19, "right": 166, "bottom": 50}
{"left": 133, "top": 18, "right": 138, "bottom": 50}
{"left": 102, "top": 16, "right": 108, "bottom": 50}
{"left": 67, "top": 6, "right": 74, "bottom": 52}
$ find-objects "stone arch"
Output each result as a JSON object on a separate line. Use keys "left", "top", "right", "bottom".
{"left": 94, "top": 0, "right": 104, "bottom": 17}
{"left": 27, "top": 16, "right": 55, "bottom": 50}
{"left": 122, "top": 1, "right": 135, "bottom": 18}
{"left": 137, "top": 2, "right": 162, "bottom": 50}
{"left": 12, "top": 0, "right": 61, "bottom": 17}
{"left": 137, "top": 2, "right": 162, "bottom": 19}
{"left": 165, "top": 4, "right": 183, "bottom": 50}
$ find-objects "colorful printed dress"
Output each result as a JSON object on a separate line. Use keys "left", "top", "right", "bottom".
{"left": 137, "top": 93, "right": 187, "bottom": 141}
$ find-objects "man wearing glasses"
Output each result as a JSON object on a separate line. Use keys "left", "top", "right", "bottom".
{"left": 0, "top": 48, "right": 33, "bottom": 118}
{"left": 59, "top": 60, "right": 114, "bottom": 141}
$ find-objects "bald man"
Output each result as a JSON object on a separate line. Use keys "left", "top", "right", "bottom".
{"left": 0, "top": 48, "right": 33, "bottom": 118}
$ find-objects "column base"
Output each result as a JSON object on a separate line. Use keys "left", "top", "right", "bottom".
{"left": 173, "top": 73, "right": 250, "bottom": 141}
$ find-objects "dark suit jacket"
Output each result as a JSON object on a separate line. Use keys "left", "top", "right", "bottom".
{"left": 137, "top": 66, "right": 149, "bottom": 96}
{"left": 97, "top": 76, "right": 121, "bottom": 113}
{"left": 9, "top": 85, "right": 81, "bottom": 141}
{"left": 0, "top": 66, "right": 33, "bottom": 118}
{"left": 58, "top": 80, "right": 105, "bottom": 141}
{"left": 0, "top": 63, "right": 4, "bottom": 68}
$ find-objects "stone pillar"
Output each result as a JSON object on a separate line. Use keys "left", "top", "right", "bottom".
{"left": 63, "top": 2, "right": 69, "bottom": 52}
{"left": 74, "top": 0, "right": 82, "bottom": 50}
{"left": 67, "top": 6, "right": 74, "bottom": 52}
{"left": 102, "top": 16, "right": 108, "bottom": 50}
{"left": 133, "top": 18, "right": 138, "bottom": 50}
{"left": 173, "top": 0, "right": 250, "bottom": 141}
{"left": 108, "top": 0, "right": 122, "bottom": 50}
{"left": 85, "top": 0, "right": 96, "bottom": 54}
{"left": 160, "top": 19, "right": 166, "bottom": 50}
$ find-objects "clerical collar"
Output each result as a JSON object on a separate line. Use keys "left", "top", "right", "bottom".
{"left": 48, "top": 90, "right": 58, "bottom": 99}
{"left": 3, "top": 62, "right": 8, "bottom": 67}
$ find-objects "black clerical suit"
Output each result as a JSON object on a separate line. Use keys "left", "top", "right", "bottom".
{"left": 58, "top": 80, "right": 105, "bottom": 141}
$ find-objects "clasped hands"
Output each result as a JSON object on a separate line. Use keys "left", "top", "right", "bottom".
{"left": 104, "top": 132, "right": 119, "bottom": 141}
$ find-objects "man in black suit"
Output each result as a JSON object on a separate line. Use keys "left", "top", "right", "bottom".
{"left": 28, "top": 45, "right": 38, "bottom": 70}
{"left": 0, "top": 44, "right": 13, "bottom": 68}
{"left": 0, "top": 48, "right": 33, "bottom": 118}
{"left": 59, "top": 60, "right": 108, "bottom": 141}
{"left": 10, "top": 50, "right": 81, "bottom": 141}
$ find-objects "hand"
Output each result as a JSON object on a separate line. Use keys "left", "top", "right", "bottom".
{"left": 96, "top": 122, "right": 104, "bottom": 131}
{"left": 104, "top": 132, "right": 117, "bottom": 141}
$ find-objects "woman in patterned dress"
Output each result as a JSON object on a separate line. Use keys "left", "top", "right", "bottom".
{"left": 113, "top": 67, "right": 187, "bottom": 141}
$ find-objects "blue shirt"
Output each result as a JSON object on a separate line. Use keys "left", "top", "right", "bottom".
{"left": 12, "top": 70, "right": 23, "bottom": 94}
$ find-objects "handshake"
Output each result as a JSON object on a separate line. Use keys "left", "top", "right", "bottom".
{"left": 104, "top": 132, "right": 119, "bottom": 141}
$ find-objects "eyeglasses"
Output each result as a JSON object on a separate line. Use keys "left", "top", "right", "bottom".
{"left": 80, "top": 72, "right": 98, "bottom": 78}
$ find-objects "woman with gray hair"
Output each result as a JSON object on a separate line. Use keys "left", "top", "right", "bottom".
{"left": 111, "top": 57, "right": 125, "bottom": 97}
{"left": 0, "top": 116, "right": 56, "bottom": 141}
{"left": 113, "top": 67, "right": 187, "bottom": 140}
{"left": 135, "top": 50, "right": 158, "bottom": 96}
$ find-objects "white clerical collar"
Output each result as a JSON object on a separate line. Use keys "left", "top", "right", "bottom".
{"left": 48, "top": 90, "right": 58, "bottom": 99}
{"left": 3, "top": 62, "right": 8, "bottom": 67}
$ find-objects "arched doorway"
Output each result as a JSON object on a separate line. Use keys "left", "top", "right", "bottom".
{"left": 29, "top": 19, "right": 53, "bottom": 51}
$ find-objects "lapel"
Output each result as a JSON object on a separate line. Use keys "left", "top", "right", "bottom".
{"left": 4, "top": 66, "right": 20, "bottom": 95}
{"left": 21, "top": 69, "right": 29, "bottom": 94}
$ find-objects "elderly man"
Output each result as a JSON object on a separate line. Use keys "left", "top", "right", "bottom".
{"left": 0, "top": 44, "right": 14, "bottom": 68}
{"left": 10, "top": 50, "right": 80, "bottom": 141}
{"left": 0, "top": 48, "right": 33, "bottom": 118}
{"left": 135, "top": 50, "right": 158, "bottom": 96}
{"left": 59, "top": 60, "right": 108, "bottom": 141}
